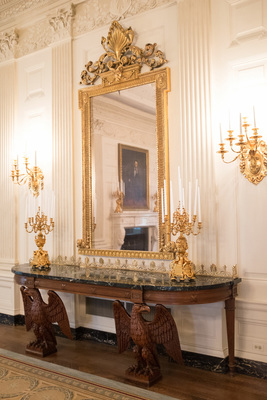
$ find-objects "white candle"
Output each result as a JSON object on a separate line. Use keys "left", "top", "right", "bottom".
{"left": 253, "top": 106, "right": 256, "bottom": 128}
{"left": 178, "top": 166, "right": 182, "bottom": 204}
{"left": 35, "top": 151, "right": 37, "bottom": 166}
{"left": 198, "top": 186, "right": 201, "bottom": 222}
{"left": 182, "top": 187, "right": 185, "bottom": 211}
{"left": 188, "top": 181, "right": 191, "bottom": 223}
{"left": 164, "top": 179, "right": 167, "bottom": 216}
{"left": 52, "top": 191, "right": 55, "bottom": 216}
{"left": 170, "top": 180, "right": 173, "bottom": 223}
{"left": 229, "top": 111, "right": 231, "bottom": 130}
{"left": 240, "top": 113, "right": 242, "bottom": 134}
{"left": 194, "top": 179, "right": 198, "bottom": 215}
{"left": 161, "top": 188, "right": 164, "bottom": 223}
{"left": 220, "top": 124, "right": 223, "bottom": 143}
{"left": 17, "top": 155, "right": 19, "bottom": 167}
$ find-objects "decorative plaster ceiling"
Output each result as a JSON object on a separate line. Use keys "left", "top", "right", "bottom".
{"left": 0, "top": 0, "right": 82, "bottom": 31}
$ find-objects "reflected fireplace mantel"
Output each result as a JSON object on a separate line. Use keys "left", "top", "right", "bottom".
{"left": 111, "top": 211, "right": 158, "bottom": 251}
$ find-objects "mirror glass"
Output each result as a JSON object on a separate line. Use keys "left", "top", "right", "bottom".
{"left": 91, "top": 83, "right": 158, "bottom": 252}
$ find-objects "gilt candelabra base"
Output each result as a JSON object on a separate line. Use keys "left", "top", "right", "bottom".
{"left": 31, "top": 249, "right": 51, "bottom": 271}
{"left": 169, "top": 234, "right": 195, "bottom": 281}
{"left": 30, "top": 232, "right": 51, "bottom": 271}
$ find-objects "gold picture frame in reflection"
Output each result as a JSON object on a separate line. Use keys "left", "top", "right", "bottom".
{"left": 119, "top": 144, "right": 149, "bottom": 210}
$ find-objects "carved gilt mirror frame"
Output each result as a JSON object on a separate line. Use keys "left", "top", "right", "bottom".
{"left": 77, "top": 21, "right": 173, "bottom": 260}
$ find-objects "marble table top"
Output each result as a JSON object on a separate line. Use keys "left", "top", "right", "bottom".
{"left": 12, "top": 263, "right": 241, "bottom": 292}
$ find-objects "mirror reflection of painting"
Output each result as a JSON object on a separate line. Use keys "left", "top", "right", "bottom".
{"left": 119, "top": 144, "right": 149, "bottom": 210}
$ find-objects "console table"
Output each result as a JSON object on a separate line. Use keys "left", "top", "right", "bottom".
{"left": 12, "top": 264, "right": 241, "bottom": 384}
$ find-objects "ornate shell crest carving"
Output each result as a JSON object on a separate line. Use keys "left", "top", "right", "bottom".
{"left": 80, "top": 20, "right": 167, "bottom": 86}
{"left": 104, "top": 21, "right": 134, "bottom": 59}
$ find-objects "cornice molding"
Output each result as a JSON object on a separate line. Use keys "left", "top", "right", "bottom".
{"left": 0, "top": 0, "right": 172, "bottom": 62}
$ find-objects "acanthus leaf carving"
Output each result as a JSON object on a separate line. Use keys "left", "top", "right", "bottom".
{"left": 0, "top": 29, "right": 18, "bottom": 61}
{"left": 49, "top": 4, "right": 75, "bottom": 42}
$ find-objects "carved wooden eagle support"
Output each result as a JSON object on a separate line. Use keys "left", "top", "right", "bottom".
{"left": 20, "top": 286, "right": 72, "bottom": 357}
{"left": 113, "top": 300, "right": 183, "bottom": 385}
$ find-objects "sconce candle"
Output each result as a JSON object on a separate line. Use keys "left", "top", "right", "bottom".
{"left": 220, "top": 124, "right": 223, "bottom": 143}
{"left": 253, "top": 106, "right": 256, "bottom": 128}
{"left": 197, "top": 186, "right": 201, "bottom": 222}
{"left": 188, "top": 181, "right": 191, "bottom": 223}
{"left": 194, "top": 179, "right": 198, "bottom": 216}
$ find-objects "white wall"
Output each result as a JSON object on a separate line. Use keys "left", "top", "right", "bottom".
{"left": 0, "top": 0, "right": 266, "bottom": 363}
{"left": 211, "top": 0, "right": 267, "bottom": 362}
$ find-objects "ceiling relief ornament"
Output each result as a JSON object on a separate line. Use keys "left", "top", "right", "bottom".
{"left": 0, "top": 29, "right": 18, "bottom": 61}
{"left": 49, "top": 4, "right": 75, "bottom": 42}
{"left": 80, "top": 20, "right": 167, "bottom": 86}
{"left": 109, "top": 0, "right": 131, "bottom": 18}
{"left": 15, "top": 20, "right": 52, "bottom": 59}
{"left": 73, "top": 0, "right": 170, "bottom": 37}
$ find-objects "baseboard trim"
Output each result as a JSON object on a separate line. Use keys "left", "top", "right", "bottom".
{"left": 0, "top": 313, "right": 25, "bottom": 326}
{"left": 1, "top": 315, "right": 266, "bottom": 379}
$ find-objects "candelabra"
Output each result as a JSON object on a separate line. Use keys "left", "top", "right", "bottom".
{"left": 217, "top": 115, "right": 267, "bottom": 184}
{"left": 25, "top": 207, "right": 54, "bottom": 270}
{"left": 167, "top": 205, "right": 202, "bottom": 281}
{"left": 112, "top": 188, "right": 124, "bottom": 213}
{"left": 11, "top": 156, "right": 44, "bottom": 197}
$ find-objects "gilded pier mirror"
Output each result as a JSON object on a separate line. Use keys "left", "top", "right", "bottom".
{"left": 77, "top": 21, "right": 173, "bottom": 260}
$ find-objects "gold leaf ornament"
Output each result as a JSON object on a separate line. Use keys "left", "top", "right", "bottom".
{"left": 80, "top": 20, "right": 167, "bottom": 86}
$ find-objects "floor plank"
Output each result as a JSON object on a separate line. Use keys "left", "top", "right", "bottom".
{"left": 0, "top": 325, "right": 266, "bottom": 400}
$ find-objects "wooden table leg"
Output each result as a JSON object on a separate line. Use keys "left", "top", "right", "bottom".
{"left": 225, "top": 297, "right": 236, "bottom": 374}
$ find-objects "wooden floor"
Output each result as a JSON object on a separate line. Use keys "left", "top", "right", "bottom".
{"left": 0, "top": 324, "right": 266, "bottom": 400}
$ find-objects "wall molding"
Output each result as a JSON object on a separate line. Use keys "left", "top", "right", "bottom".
{"left": 228, "top": 0, "right": 267, "bottom": 46}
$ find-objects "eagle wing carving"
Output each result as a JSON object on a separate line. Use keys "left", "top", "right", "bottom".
{"left": 148, "top": 304, "right": 183, "bottom": 364}
{"left": 20, "top": 286, "right": 33, "bottom": 331}
{"left": 113, "top": 300, "right": 131, "bottom": 353}
{"left": 45, "top": 290, "right": 72, "bottom": 340}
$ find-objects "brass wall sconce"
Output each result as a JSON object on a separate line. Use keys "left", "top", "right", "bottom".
{"left": 25, "top": 207, "right": 54, "bottom": 271}
{"left": 11, "top": 155, "right": 44, "bottom": 197}
{"left": 217, "top": 113, "right": 267, "bottom": 184}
